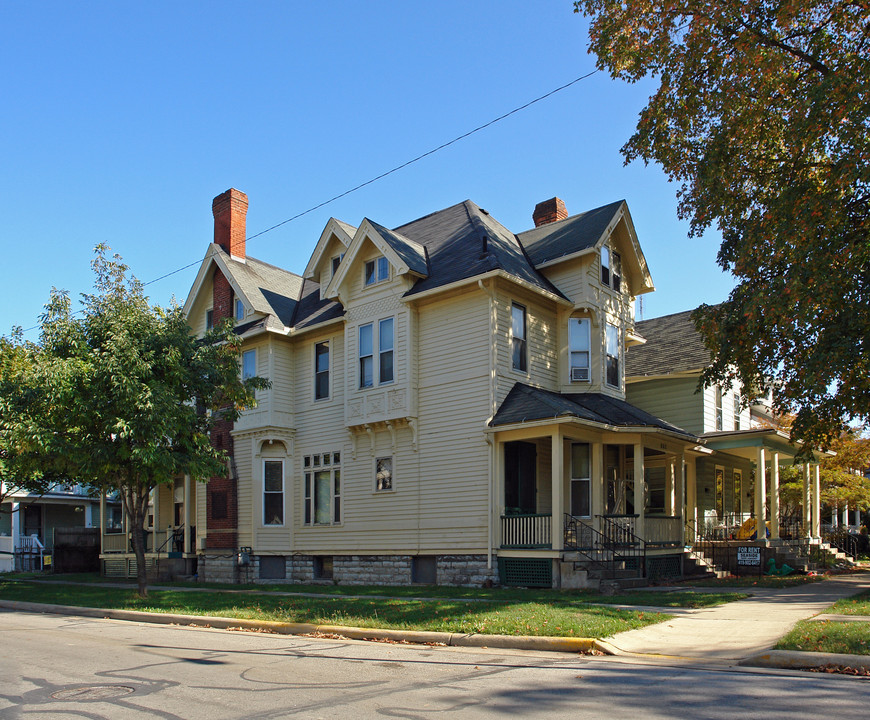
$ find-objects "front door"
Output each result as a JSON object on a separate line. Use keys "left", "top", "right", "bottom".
{"left": 504, "top": 441, "right": 536, "bottom": 514}
{"left": 23, "top": 505, "right": 42, "bottom": 542}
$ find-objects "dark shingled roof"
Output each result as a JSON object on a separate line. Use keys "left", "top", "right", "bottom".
{"left": 517, "top": 200, "right": 624, "bottom": 266}
{"left": 367, "top": 219, "right": 429, "bottom": 277}
{"left": 491, "top": 382, "right": 697, "bottom": 439}
{"left": 290, "top": 278, "right": 345, "bottom": 330}
{"left": 625, "top": 309, "right": 713, "bottom": 378}
{"left": 397, "top": 200, "right": 567, "bottom": 300}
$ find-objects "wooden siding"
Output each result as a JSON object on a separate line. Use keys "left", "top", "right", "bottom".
{"left": 625, "top": 377, "right": 704, "bottom": 435}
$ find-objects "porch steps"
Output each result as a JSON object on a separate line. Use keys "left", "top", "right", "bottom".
{"left": 683, "top": 551, "right": 729, "bottom": 580}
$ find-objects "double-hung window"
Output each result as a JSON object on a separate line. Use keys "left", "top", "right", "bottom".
{"left": 715, "top": 386, "right": 723, "bottom": 431}
{"left": 569, "top": 317, "right": 590, "bottom": 382}
{"left": 359, "top": 324, "right": 374, "bottom": 388}
{"left": 303, "top": 452, "right": 341, "bottom": 525}
{"left": 315, "top": 341, "right": 329, "bottom": 400}
{"left": 601, "top": 245, "right": 622, "bottom": 292}
{"left": 600, "top": 246, "right": 610, "bottom": 286}
{"left": 733, "top": 393, "right": 741, "bottom": 431}
{"left": 511, "top": 303, "right": 527, "bottom": 372}
{"left": 379, "top": 318, "right": 394, "bottom": 384}
{"left": 364, "top": 256, "right": 389, "bottom": 286}
{"left": 570, "top": 443, "right": 591, "bottom": 518}
{"left": 242, "top": 349, "right": 257, "bottom": 380}
{"left": 605, "top": 323, "right": 620, "bottom": 388}
{"left": 263, "top": 460, "right": 284, "bottom": 526}
{"left": 359, "top": 318, "right": 394, "bottom": 388}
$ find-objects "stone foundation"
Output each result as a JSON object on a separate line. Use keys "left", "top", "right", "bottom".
{"left": 197, "top": 552, "right": 498, "bottom": 587}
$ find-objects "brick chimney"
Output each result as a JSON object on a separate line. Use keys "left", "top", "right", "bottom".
{"left": 532, "top": 197, "right": 568, "bottom": 227}
{"left": 212, "top": 188, "right": 248, "bottom": 259}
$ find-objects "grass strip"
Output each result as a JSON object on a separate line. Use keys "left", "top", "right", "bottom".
{"left": 776, "top": 620, "right": 870, "bottom": 656}
{"left": 678, "top": 575, "right": 825, "bottom": 589}
{"left": 7, "top": 573, "right": 745, "bottom": 609}
{"left": 0, "top": 579, "right": 669, "bottom": 638}
{"left": 827, "top": 590, "right": 870, "bottom": 616}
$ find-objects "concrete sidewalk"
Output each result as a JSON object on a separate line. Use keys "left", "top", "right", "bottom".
{"left": 603, "top": 573, "right": 869, "bottom": 663}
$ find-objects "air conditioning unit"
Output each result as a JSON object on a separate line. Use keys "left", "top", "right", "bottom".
{"left": 571, "top": 367, "right": 589, "bottom": 382}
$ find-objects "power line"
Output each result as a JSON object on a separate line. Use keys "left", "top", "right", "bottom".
{"left": 20, "top": 70, "right": 598, "bottom": 332}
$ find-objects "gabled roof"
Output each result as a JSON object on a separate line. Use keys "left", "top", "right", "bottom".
{"left": 303, "top": 218, "right": 356, "bottom": 280}
{"left": 625, "top": 308, "right": 712, "bottom": 378}
{"left": 367, "top": 220, "right": 428, "bottom": 277}
{"left": 490, "top": 382, "right": 697, "bottom": 440}
{"left": 397, "top": 200, "right": 568, "bottom": 300}
{"left": 517, "top": 200, "right": 624, "bottom": 266}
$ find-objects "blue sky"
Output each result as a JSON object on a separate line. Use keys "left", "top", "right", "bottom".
{"left": 1, "top": 2, "right": 733, "bottom": 336}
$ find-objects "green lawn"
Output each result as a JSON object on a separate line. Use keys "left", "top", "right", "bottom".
{"left": 679, "top": 574, "right": 826, "bottom": 589}
{"left": 0, "top": 578, "right": 668, "bottom": 638}
{"left": 776, "top": 620, "right": 870, "bottom": 656}
{"left": 827, "top": 590, "right": 870, "bottom": 616}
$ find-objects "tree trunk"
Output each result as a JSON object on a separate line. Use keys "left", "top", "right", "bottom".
{"left": 122, "top": 484, "right": 151, "bottom": 598}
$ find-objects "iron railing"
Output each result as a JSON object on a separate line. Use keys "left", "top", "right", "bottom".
{"left": 564, "top": 514, "right": 646, "bottom": 580}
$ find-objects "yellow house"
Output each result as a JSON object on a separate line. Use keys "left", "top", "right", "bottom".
{"left": 102, "top": 190, "right": 711, "bottom": 587}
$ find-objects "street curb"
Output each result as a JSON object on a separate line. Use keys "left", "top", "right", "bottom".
{"left": 0, "top": 599, "right": 605, "bottom": 655}
{"left": 739, "top": 649, "right": 870, "bottom": 672}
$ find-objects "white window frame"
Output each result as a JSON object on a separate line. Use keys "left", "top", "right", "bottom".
{"left": 600, "top": 245, "right": 610, "bottom": 286}
{"left": 205, "top": 308, "right": 214, "bottom": 331}
{"left": 569, "top": 317, "right": 591, "bottom": 382}
{"left": 715, "top": 386, "right": 723, "bottom": 431}
{"left": 242, "top": 349, "right": 257, "bottom": 380}
{"left": 263, "top": 459, "right": 284, "bottom": 526}
{"left": 331, "top": 253, "right": 345, "bottom": 276}
{"left": 611, "top": 251, "right": 622, "bottom": 292}
{"left": 378, "top": 318, "right": 394, "bottom": 385}
{"left": 604, "top": 323, "right": 620, "bottom": 388}
{"left": 733, "top": 393, "right": 741, "bottom": 431}
{"left": 364, "top": 255, "right": 389, "bottom": 286}
{"left": 570, "top": 443, "right": 591, "bottom": 518}
{"left": 314, "top": 340, "right": 330, "bottom": 400}
{"left": 511, "top": 303, "right": 528, "bottom": 373}
{"left": 375, "top": 456, "right": 394, "bottom": 493}
{"left": 359, "top": 323, "right": 374, "bottom": 388}
{"left": 235, "top": 298, "right": 245, "bottom": 322}
{"left": 303, "top": 452, "right": 341, "bottom": 526}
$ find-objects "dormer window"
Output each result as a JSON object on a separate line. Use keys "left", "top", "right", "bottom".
{"left": 365, "top": 256, "right": 389, "bottom": 286}
{"left": 331, "top": 253, "right": 345, "bottom": 276}
{"left": 511, "top": 303, "right": 528, "bottom": 372}
{"left": 205, "top": 309, "right": 214, "bottom": 331}
{"left": 601, "top": 245, "right": 622, "bottom": 292}
{"left": 605, "top": 323, "right": 620, "bottom": 388}
{"left": 235, "top": 298, "right": 245, "bottom": 321}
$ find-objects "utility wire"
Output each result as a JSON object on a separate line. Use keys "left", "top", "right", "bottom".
{"left": 20, "top": 70, "right": 598, "bottom": 332}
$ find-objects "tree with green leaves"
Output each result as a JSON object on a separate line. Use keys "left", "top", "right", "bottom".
{"left": 3, "top": 247, "right": 267, "bottom": 596}
{"left": 575, "top": 0, "right": 869, "bottom": 450}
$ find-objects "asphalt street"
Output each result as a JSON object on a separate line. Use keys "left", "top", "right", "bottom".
{"left": 2, "top": 609, "right": 867, "bottom": 719}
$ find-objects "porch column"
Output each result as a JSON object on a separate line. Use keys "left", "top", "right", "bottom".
{"left": 551, "top": 431, "right": 564, "bottom": 551}
{"left": 633, "top": 443, "right": 645, "bottom": 541}
{"left": 676, "top": 454, "right": 685, "bottom": 520}
{"left": 770, "top": 453, "right": 780, "bottom": 541}
{"left": 183, "top": 475, "right": 192, "bottom": 554}
{"left": 592, "top": 442, "right": 604, "bottom": 533}
{"left": 686, "top": 458, "right": 698, "bottom": 542}
{"left": 84, "top": 503, "right": 93, "bottom": 528}
{"left": 843, "top": 504, "right": 849, "bottom": 529}
{"left": 665, "top": 459, "right": 675, "bottom": 515}
{"left": 99, "top": 493, "right": 106, "bottom": 554}
{"left": 151, "top": 488, "right": 158, "bottom": 553}
{"left": 754, "top": 447, "right": 767, "bottom": 540}
{"left": 11, "top": 501, "right": 20, "bottom": 548}
{"left": 812, "top": 464, "right": 821, "bottom": 539}
{"left": 801, "top": 463, "right": 812, "bottom": 537}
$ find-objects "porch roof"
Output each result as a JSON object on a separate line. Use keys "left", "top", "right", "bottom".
{"left": 701, "top": 427, "right": 831, "bottom": 462}
{"left": 490, "top": 383, "right": 698, "bottom": 440}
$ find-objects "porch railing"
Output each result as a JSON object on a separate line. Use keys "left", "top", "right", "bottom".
{"left": 500, "top": 513, "right": 551, "bottom": 548}
{"left": 565, "top": 514, "right": 646, "bottom": 580}
{"left": 644, "top": 516, "right": 684, "bottom": 548}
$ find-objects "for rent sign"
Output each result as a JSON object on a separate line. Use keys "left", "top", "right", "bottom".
{"left": 737, "top": 546, "right": 761, "bottom": 566}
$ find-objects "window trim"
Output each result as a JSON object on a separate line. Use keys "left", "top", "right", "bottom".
{"left": 303, "top": 453, "right": 341, "bottom": 526}
{"left": 359, "top": 323, "right": 374, "bottom": 388}
{"left": 242, "top": 349, "right": 257, "bottom": 380}
{"left": 364, "top": 255, "right": 390, "bottom": 286}
{"left": 358, "top": 317, "right": 395, "bottom": 388}
{"left": 715, "top": 386, "right": 723, "bottom": 431}
{"left": 263, "top": 459, "right": 284, "bottom": 527}
{"left": 568, "top": 317, "right": 591, "bottom": 383}
{"left": 375, "top": 456, "right": 394, "bottom": 493}
{"left": 378, "top": 318, "right": 394, "bottom": 385}
{"left": 511, "top": 303, "right": 528, "bottom": 373}
{"left": 600, "top": 246, "right": 610, "bottom": 286}
{"left": 314, "top": 340, "right": 330, "bottom": 401}
{"left": 205, "top": 308, "right": 214, "bottom": 331}
{"left": 235, "top": 298, "right": 245, "bottom": 322}
{"left": 571, "top": 442, "right": 592, "bottom": 518}
{"left": 733, "top": 393, "right": 741, "bottom": 431}
{"left": 604, "top": 322, "right": 620, "bottom": 388}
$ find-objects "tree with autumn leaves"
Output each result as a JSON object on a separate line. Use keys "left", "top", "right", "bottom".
{"left": 576, "top": 0, "right": 869, "bottom": 452}
{"left": 0, "top": 247, "right": 266, "bottom": 596}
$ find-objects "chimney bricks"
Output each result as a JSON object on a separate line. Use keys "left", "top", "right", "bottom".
{"left": 212, "top": 188, "right": 248, "bottom": 259}
{"left": 532, "top": 197, "right": 568, "bottom": 227}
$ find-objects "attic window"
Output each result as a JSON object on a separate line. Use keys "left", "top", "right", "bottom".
{"left": 365, "top": 256, "right": 389, "bottom": 286}
{"left": 331, "top": 253, "right": 345, "bottom": 276}
{"left": 206, "top": 309, "right": 214, "bottom": 331}
{"left": 601, "top": 246, "right": 622, "bottom": 292}
{"left": 235, "top": 298, "right": 245, "bottom": 321}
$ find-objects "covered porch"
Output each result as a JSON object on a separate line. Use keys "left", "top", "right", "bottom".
{"left": 488, "top": 384, "right": 701, "bottom": 586}
{"left": 99, "top": 476, "right": 198, "bottom": 579}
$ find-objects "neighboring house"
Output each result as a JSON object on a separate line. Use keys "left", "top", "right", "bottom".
{"left": 625, "top": 309, "right": 827, "bottom": 541}
{"left": 0, "top": 482, "right": 121, "bottom": 571}
{"left": 97, "top": 190, "right": 828, "bottom": 587}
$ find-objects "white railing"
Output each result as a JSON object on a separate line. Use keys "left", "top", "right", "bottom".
{"left": 15, "top": 534, "right": 45, "bottom": 571}
{"left": 644, "top": 516, "right": 684, "bottom": 547}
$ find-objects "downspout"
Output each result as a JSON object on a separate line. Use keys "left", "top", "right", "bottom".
{"left": 479, "top": 279, "right": 498, "bottom": 570}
